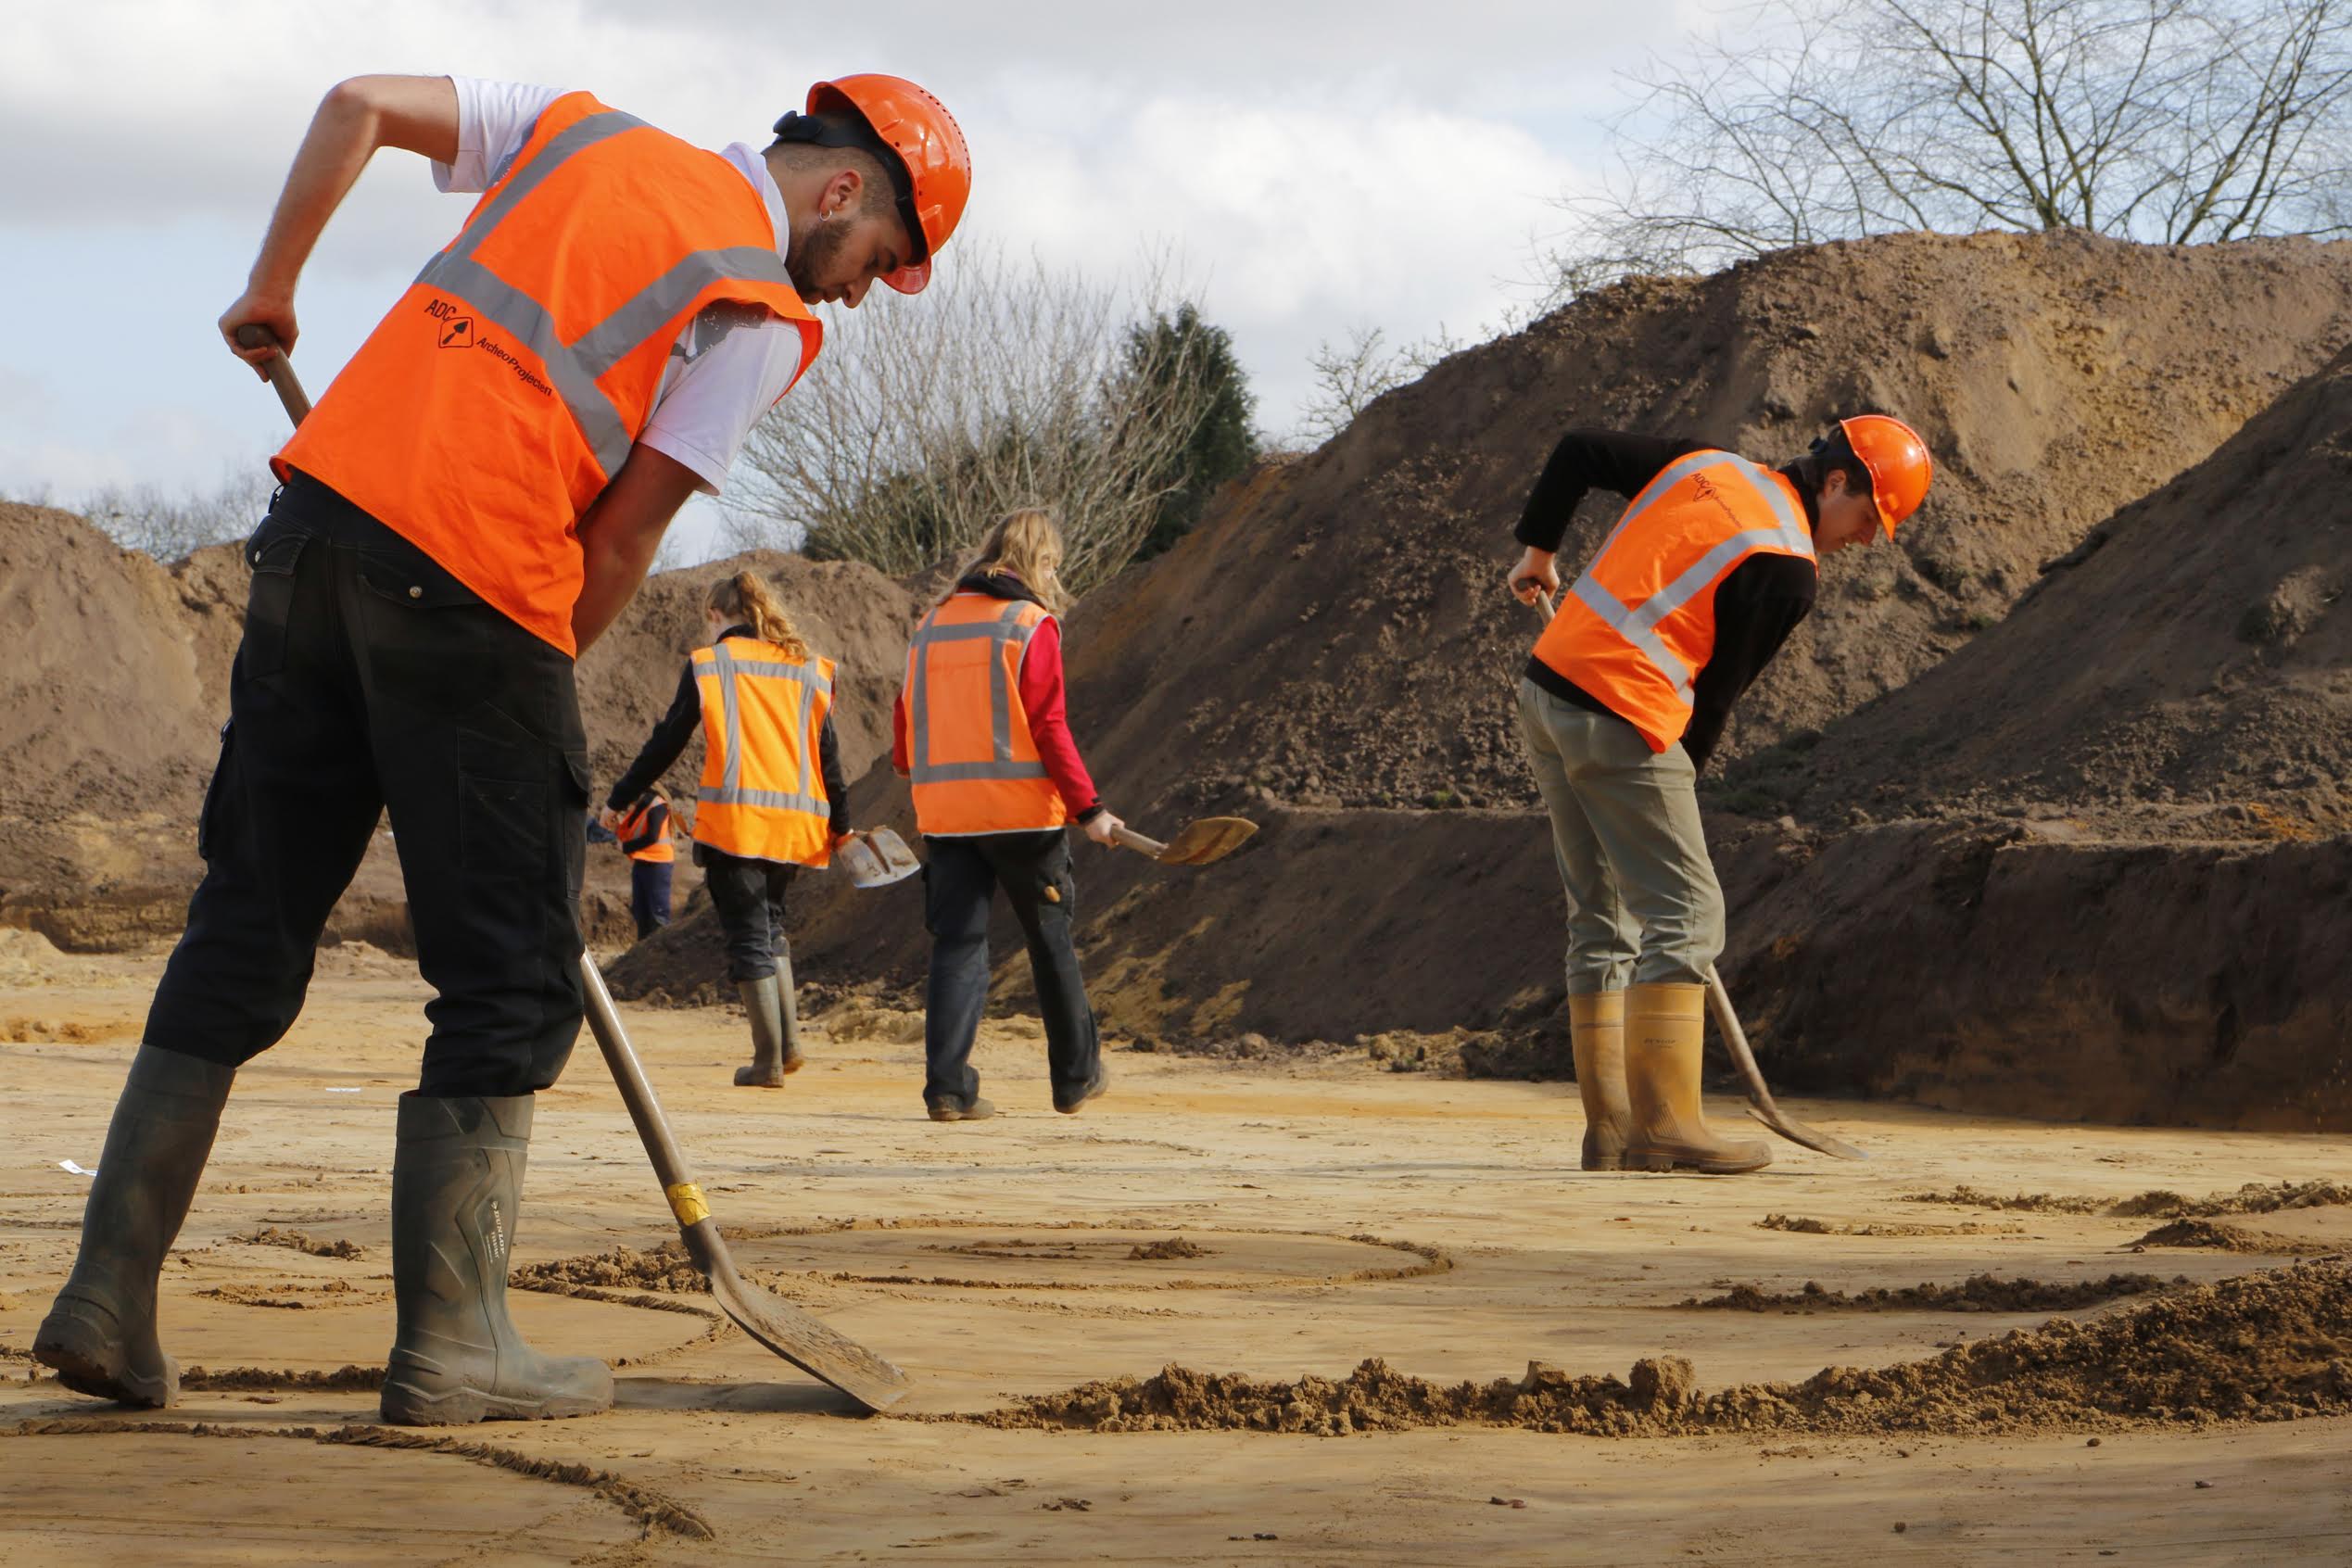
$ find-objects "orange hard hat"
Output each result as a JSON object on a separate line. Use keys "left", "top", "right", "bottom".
{"left": 801, "top": 73, "right": 970, "bottom": 295}
{"left": 1840, "top": 414, "right": 1932, "bottom": 536}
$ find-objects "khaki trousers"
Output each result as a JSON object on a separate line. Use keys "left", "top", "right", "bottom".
{"left": 1514, "top": 677, "right": 1726, "bottom": 993}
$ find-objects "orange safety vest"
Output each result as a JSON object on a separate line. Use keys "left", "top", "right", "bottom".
{"left": 1533, "top": 449, "right": 1816, "bottom": 753}
{"left": 615, "top": 797, "right": 675, "bottom": 865}
{"left": 902, "top": 593, "right": 1069, "bottom": 837}
{"left": 276, "top": 90, "right": 824, "bottom": 655}
{"left": 691, "top": 637, "right": 836, "bottom": 866}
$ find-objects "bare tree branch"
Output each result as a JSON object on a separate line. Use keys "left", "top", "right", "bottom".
{"left": 1549, "top": 0, "right": 2352, "bottom": 297}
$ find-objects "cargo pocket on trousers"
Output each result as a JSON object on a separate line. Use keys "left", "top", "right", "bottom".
{"left": 196, "top": 720, "right": 234, "bottom": 862}
{"left": 238, "top": 525, "right": 308, "bottom": 681}
{"left": 460, "top": 775, "right": 546, "bottom": 880}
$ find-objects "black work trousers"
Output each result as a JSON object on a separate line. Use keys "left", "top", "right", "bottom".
{"left": 146, "top": 473, "right": 589, "bottom": 1097}
{"left": 921, "top": 830, "right": 1099, "bottom": 1108}
{"left": 699, "top": 846, "right": 797, "bottom": 982}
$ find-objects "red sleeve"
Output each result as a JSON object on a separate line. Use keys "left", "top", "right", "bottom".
{"left": 1018, "top": 617, "right": 1100, "bottom": 816}
{"left": 891, "top": 688, "right": 910, "bottom": 778}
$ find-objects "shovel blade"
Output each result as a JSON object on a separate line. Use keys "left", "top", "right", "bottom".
{"left": 689, "top": 1221, "right": 913, "bottom": 1411}
{"left": 841, "top": 828, "right": 921, "bottom": 890}
{"left": 1155, "top": 816, "right": 1258, "bottom": 866}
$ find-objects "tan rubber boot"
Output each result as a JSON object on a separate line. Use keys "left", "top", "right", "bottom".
{"left": 1625, "top": 982, "right": 1770, "bottom": 1174}
{"left": 1568, "top": 991, "right": 1631, "bottom": 1171}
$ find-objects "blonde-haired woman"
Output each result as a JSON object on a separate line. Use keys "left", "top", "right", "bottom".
{"left": 603, "top": 571, "right": 851, "bottom": 1087}
{"left": 893, "top": 510, "right": 1120, "bottom": 1121}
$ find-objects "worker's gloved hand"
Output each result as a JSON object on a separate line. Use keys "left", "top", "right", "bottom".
{"left": 1082, "top": 810, "right": 1123, "bottom": 847}
{"left": 1508, "top": 546, "right": 1559, "bottom": 608}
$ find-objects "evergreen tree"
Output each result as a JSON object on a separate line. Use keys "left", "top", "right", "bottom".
{"left": 1125, "top": 303, "right": 1258, "bottom": 561}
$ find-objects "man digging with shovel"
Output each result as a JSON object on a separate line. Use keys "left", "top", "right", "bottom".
{"left": 35, "top": 70, "right": 968, "bottom": 1423}
{"left": 1509, "top": 419, "right": 1931, "bottom": 1174}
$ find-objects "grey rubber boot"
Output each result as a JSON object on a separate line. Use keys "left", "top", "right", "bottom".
{"left": 34, "top": 1045, "right": 235, "bottom": 1407}
{"left": 732, "top": 965, "right": 803, "bottom": 1087}
{"left": 380, "top": 1093, "right": 613, "bottom": 1425}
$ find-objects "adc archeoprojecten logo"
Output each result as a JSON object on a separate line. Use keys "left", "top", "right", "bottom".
{"left": 423, "top": 296, "right": 553, "bottom": 399}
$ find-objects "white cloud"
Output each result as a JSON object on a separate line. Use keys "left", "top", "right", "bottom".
{"left": 1, "top": 0, "right": 1677, "bottom": 503}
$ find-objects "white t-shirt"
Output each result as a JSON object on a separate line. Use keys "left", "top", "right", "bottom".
{"left": 432, "top": 77, "right": 805, "bottom": 495}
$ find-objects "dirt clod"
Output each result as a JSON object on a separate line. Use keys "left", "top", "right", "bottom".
{"left": 230, "top": 1227, "right": 366, "bottom": 1260}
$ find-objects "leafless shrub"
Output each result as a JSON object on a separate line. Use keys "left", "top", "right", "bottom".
{"left": 726, "top": 246, "right": 1228, "bottom": 597}
{"left": 16, "top": 462, "right": 280, "bottom": 563}
{"left": 1294, "top": 322, "right": 1471, "bottom": 447}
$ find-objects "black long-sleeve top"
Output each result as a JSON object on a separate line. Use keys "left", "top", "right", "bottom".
{"left": 607, "top": 623, "right": 849, "bottom": 841}
{"left": 1516, "top": 430, "right": 1818, "bottom": 774}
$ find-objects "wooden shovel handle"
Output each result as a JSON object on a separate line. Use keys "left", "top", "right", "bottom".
{"left": 578, "top": 953, "right": 703, "bottom": 1207}
{"left": 233, "top": 324, "right": 312, "bottom": 427}
{"left": 1110, "top": 825, "right": 1170, "bottom": 858}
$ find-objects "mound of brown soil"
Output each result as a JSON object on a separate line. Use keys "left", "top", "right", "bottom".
{"left": 1683, "top": 1273, "right": 2174, "bottom": 1313}
{"left": 1726, "top": 343, "right": 2352, "bottom": 828}
{"left": 1070, "top": 230, "right": 2352, "bottom": 816}
{"left": 976, "top": 1262, "right": 2351, "bottom": 1436}
{"left": 0, "top": 499, "right": 916, "bottom": 954}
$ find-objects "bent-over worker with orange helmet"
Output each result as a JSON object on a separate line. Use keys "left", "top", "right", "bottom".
{"left": 1508, "top": 416, "right": 1932, "bottom": 1176}
{"left": 603, "top": 573, "right": 852, "bottom": 1089}
{"left": 893, "top": 511, "right": 1120, "bottom": 1122}
{"left": 36, "top": 70, "right": 969, "bottom": 1429}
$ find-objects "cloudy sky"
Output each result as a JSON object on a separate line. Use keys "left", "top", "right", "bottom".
{"left": 1, "top": 0, "right": 1705, "bottom": 557}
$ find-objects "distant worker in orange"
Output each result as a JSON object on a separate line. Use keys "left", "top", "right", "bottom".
{"left": 612, "top": 783, "right": 677, "bottom": 940}
{"left": 604, "top": 573, "right": 851, "bottom": 1089}
{"left": 893, "top": 511, "right": 1119, "bottom": 1122}
{"left": 1507, "top": 417, "right": 1932, "bottom": 1176}
{"left": 36, "top": 70, "right": 969, "bottom": 1427}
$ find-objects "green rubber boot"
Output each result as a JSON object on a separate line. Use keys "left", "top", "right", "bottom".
{"left": 380, "top": 1093, "right": 613, "bottom": 1425}
{"left": 34, "top": 1045, "right": 234, "bottom": 1407}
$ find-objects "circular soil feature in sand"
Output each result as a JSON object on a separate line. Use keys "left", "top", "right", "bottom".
{"left": 727, "top": 1224, "right": 1447, "bottom": 1291}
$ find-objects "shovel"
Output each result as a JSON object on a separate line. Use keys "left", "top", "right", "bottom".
{"left": 235, "top": 323, "right": 917, "bottom": 1407}
{"left": 1110, "top": 817, "right": 1258, "bottom": 866}
{"left": 579, "top": 956, "right": 915, "bottom": 1408}
{"left": 1524, "top": 587, "right": 1862, "bottom": 1160}
{"left": 835, "top": 827, "right": 921, "bottom": 889}
{"left": 1704, "top": 966, "right": 1866, "bottom": 1160}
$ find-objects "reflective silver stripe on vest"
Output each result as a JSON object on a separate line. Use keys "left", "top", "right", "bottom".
{"left": 1569, "top": 453, "right": 1816, "bottom": 700}
{"left": 906, "top": 600, "right": 1052, "bottom": 785}
{"left": 697, "top": 643, "right": 829, "bottom": 818}
{"left": 411, "top": 107, "right": 791, "bottom": 482}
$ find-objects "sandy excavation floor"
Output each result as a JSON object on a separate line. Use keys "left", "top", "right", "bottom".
{"left": 4, "top": 934, "right": 2350, "bottom": 1565}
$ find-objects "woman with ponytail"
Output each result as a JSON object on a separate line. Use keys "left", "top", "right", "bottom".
{"left": 891, "top": 510, "right": 1120, "bottom": 1121}
{"left": 603, "top": 570, "right": 852, "bottom": 1087}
